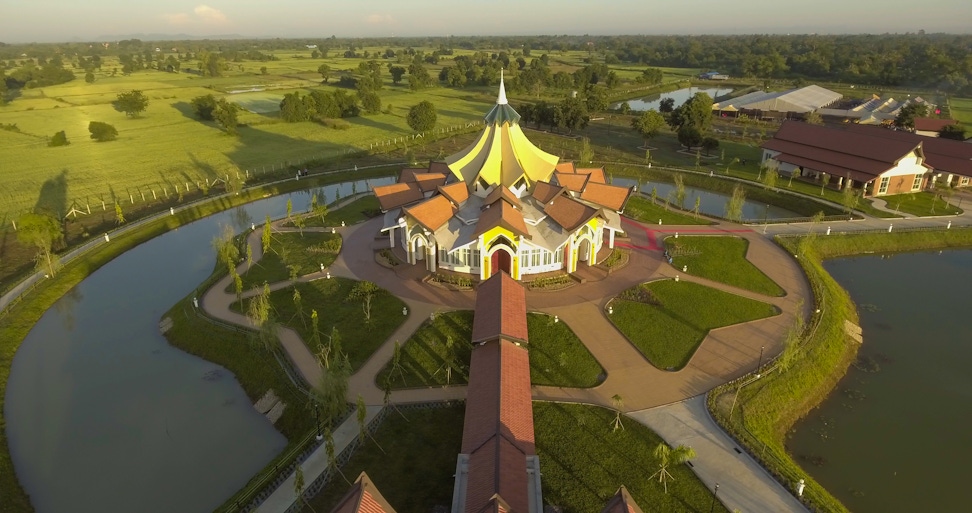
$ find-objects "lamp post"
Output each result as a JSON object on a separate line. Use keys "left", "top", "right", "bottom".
{"left": 709, "top": 483, "right": 720, "bottom": 513}
{"left": 756, "top": 345, "right": 765, "bottom": 377}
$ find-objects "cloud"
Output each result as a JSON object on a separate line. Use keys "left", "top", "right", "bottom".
{"left": 365, "top": 14, "right": 395, "bottom": 25}
{"left": 194, "top": 5, "right": 228, "bottom": 24}
{"left": 163, "top": 5, "right": 228, "bottom": 26}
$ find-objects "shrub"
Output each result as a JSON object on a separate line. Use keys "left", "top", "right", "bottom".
{"left": 48, "top": 130, "right": 69, "bottom": 147}
{"left": 88, "top": 121, "right": 118, "bottom": 142}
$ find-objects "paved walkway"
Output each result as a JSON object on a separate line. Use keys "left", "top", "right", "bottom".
{"left": 630, "top": 396, "right": 806, "bottom": 513}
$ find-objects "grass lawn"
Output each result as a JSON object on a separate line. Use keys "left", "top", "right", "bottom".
{"left": 665, "top": 236, "right": 785, "bottom": 296}
{"left": 535, "top": 402, "right": 729, "bottom": 513}
{"left": 876, "top": 190, "right": 962, "bottom": 217}
{"left": 610, "top": 280, "right": 778, "bottom": 370}
{"left": 949, "top": 97, "right": 972, "bottom": 125}
{"left": 255, "top": 277, "right": 405, "bottom": 371}
{"left": 625, "top": 195, "right": 712, "bottom": 225}
{"left": 303, "top": 194, "right": 382, "bottom": 228}
{"left": 375, "top": 311, "right": 604, "bottom": 389}
{"left": 235, "top": 231, "right": 341, "bottom": 290}
{"left": 300, "top": 406, "right": 465, "bottom": 513}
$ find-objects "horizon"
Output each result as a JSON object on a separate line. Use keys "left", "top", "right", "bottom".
{"left": 1, "top": 0, "right": 970, "bottom": 44}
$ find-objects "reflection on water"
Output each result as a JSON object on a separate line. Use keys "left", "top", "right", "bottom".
{"left": 613, "top": 176, "right": 800, "bottom": 220}
{"left": 787, "top": 250, "right": 972, "bottom": 512}
{"left": 613, "top": 87, "right": 734, "bottom": 112}
{"left": 4, "top": 177, "right": 393, "bottom": 513}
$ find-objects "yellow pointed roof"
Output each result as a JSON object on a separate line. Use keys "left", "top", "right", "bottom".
{"left": 445, "top": 78, "right": 559, "bottom": 191}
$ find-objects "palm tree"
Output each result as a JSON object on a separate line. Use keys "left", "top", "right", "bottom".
{"left": 649, "top": 443, "right": 696, "bottom": 493}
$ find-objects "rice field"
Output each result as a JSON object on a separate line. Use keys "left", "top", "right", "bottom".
{"left": 948, "top": 97, "right": 972, "bottom": 125}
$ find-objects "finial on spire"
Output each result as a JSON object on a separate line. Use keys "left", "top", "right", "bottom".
{"left": 497, "top": 68, "right": 508, "bottom": 105}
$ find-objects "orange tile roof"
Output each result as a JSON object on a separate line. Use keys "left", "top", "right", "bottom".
{"left": 329, "top": 472, "right": 397, "bottom": 513}
{"left": 413, "top": 172, "right": 448, "bottom": 192}
{"left": 472, "top": 201, "right": 530, "bottom": 240}
{"left": 544, "top": 195, "right": 598, "bottom": 231}
{"left": 530, "top": 181, "right": 566, "bottom": 205}
{"left": 373, "top": 182, "right": 425, "bottom": 211}
{"left": 600, "top": 486, "right": 644, "bottom": 513}
{"left": 398, "top": 167, "right": 426, "bottom": 183}
{"left": 438, "top": 182, "right": 470, "bottom": 206}
{"left": 484, "top": 186, "right": 521, "bottom": 208}
{"left": 461, "top": 337, "right": 535, "bottom": 513}
{"left": 580, "top": 182, "right": 633, "bottom": 212}
{"left": 555, "top": 161, "right": 576, "bottom": 174}
{"left": 471, "top": 272, "right": 528, "bottom": 344}
{"left": 576, "top": 167, "right": 607, "bottom": 184}
{"left": 553, "top": 171, "right": 589, "bottom": 192}
{"left": 404, "top": 195, "right": 457, "bottom": 232}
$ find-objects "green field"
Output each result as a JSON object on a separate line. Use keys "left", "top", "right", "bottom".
{"left": 665, "top": 236, "right": 785, "bottom": 296}
{"left": 948, "top": 97, "right": 972, "bottom": 125}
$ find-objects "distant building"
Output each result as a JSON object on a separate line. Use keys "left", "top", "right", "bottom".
{"left": 913, "top": 117, "right": 957, "bottom": 138}
{"left": 713, "top": 85, "right": 842, "bottom": 119}
{"left": 761, "top": 121, "right": 972, "bottom": 195}
{"left": 698, "top": 71, "right": 729, "bottom": 80}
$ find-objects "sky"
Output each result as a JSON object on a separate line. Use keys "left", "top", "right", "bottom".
{"left": 1, "top": 0, "right": 969, "bottom": 43}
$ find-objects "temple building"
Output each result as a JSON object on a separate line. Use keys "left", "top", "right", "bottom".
{"left": 373, "top": 76, "right": 633, "bottom": 281}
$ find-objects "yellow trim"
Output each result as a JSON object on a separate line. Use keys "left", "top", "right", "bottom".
{"left": 512, "top": 255, "right": 519, "bottom": 279}
{"left": 481, "top": 226, "right": 518, "bottom": 250}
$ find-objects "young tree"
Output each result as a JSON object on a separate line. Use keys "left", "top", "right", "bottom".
{"left": 673, "top": 174, "right": 686, "bottom": 209}
{"left": 841, "top": 181, "right": 859, "bottom": 213}
{"left": 356, "top": 395, "right": 368, "bottom": 443}
{"left": 611, "top": 394, "right": 624, "bottom": 432}
{"left": 17, "top": 212, "right": 64, "bottom": 277}
{"left": 212, "top": 224, "right": 240, "bottom": 275}
{"left": 701, "top": 137, "right": 719, "bottom": 156}
{"left": 820, "top": 173, "right": 831, "bottom": 195}
{"left": 234, "top": 272, "right": 243, "bottom": 309}
{"left": 631, "top": 110, "right": 665, "bottom": 147}
{"left": 578, "top": 137, "right": 594, "bottom": 164}
{"left": 725, "top": 184, "right": 746, "bottom": 222}
{"left": 311, "top": 193, "right": 329, "bottom": 225}
{"left": 48, "top": 130, "right": 69, "bottom": 147}
{"left": 805, "top": 110, "right": 823, "bottom": 125}
{"left": 114, "top": 202, "right": 126, "bottom": 225}
{"left": 347, "top": 281, "right": 381, "bottom": 322}
{"left": 724, "top": 157, "right": 739, "bottom": 175}
{"left": 262, "top": 215, "right": 272, "bottom": 255}
{"left": 293, "top": 465, "right": 315, "bottom": 513}
{"left": 247, "top": 283, "right": 275, "bottom": 350}
{"left": 649, "top": 443, "right": 696, "bottom": 494}
{"left": 763, "top": 166, "right": 779, "bottom": 189}
{"left": 88, "top": 121, "right": 118, "bottom": 141}
{"left": 114, "top": 89, "right": 149, "bottom": 117}
{"left": 406, "top": 101, "right": 437, "bottom": 132}
{"left": 694, "top": 196, "right": 701, "bottom": 218}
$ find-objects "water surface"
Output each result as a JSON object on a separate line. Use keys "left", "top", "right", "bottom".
{"left": 787, "top": 249, "right": 972, "bottom": 512}
{"left": 5, "top": 177, "right": 393, "bottom": 513}
{"left": 613, "top": 176, "right": 800, "bottom": 220}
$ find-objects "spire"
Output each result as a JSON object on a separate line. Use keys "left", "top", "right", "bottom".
{"left": 497, "top": 68, "right": 508, "bottom": 105}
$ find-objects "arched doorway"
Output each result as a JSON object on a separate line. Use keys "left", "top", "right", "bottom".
{"left": 577, "top": 238, "right": 592, "bottom": 264}
{"left": 491, "top": 248, "right": 512, "bottom": 275}
{"left": 412, "top": 237, "right": 426, "bottom": 261}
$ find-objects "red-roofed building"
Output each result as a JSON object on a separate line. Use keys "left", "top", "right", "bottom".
{"left": 330, "top": 472, "right": 397, "bottom": 513}
{"left": 600, "top": 486, "right": 645, "bottom": 513}
{"left": 914, "top": 118, "right": 957, "bottom": 138}
{"left": 375, "top": 78, "right": 630, "bottom": 280}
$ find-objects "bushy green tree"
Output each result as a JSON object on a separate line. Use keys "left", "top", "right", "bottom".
{"left": 88, "top": 121, "right": 118, "bottom": 141}
{"left": 48, "top": 130, "right": 69, "bottom": 147}
{"left": 114, "top": 89, "right": 149, "bottom": 117}
{"left": 676, "top": 125, "right": 703, "bottom": 149}
{"left": 406, "top": 101, "right": 437, "bottom": 132}
{"left": 631, "top": 110, "right": 665, "bottom": 146}
{"left": 191, "top": 94, "right": 219, "bottom": 120}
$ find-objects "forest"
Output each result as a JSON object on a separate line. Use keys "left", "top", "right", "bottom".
{"left": 2, "top": 33, "right": 971, "bottom": 94}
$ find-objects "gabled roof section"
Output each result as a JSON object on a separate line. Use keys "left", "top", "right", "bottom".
{"left": 439, "top": 182, "right": 470, "bottom": 206}
{"left": 329, "top": 472, "right": 397, "bottom": 513}
{"left": 413, "top": 172, "right": 448, "bottom": 192}
{"left": 484, "top": 186, "right": 521, "bottom": 208}
{"left": 531, "top": 181, "right": 566, "bottom": 205}
{"left": 398, "top": 168, "right": 426, "bottom": 183}
{"left": 555, "top": 161, "right": 576, "bottom": 174}
{"left": 428, "top": 161, "right": 451, "bottom": 176}
{"left": 471, "top": 272, "right": 528, "bottom": 344}
{"left": 553, "top": 171, "right": 589, "bottom": 193}
{"left": 404, "top": 195, "right": 457, "bottom": 232}
{"left": 473, "top": 201, "right": 530, "bottom": 240}
{"left": 843, "top": 124, "right": 972, "bottom": 178}
{"left": 461, "top": 338, "right": 535, "bottom": 513}
{"left": 914, "top": 118, "right": 956, "bottom": 132}
{"left": 600, "top": 486, "right": 644, "bottom": 513}
{"left": 373, "top": 182, "right": 425, "bottom": 212}
{"left": 544, "top": 195, "right": 599, "bottom": 232}
{"left": 580, "top": 182, "right": 633, "bottom": 212}
{"left": 575, "top": 167, "right": 607, "bottom": 184}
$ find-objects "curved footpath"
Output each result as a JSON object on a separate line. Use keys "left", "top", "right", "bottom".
{"left": 201, "top": 210, "right": 814, "bottom": 512}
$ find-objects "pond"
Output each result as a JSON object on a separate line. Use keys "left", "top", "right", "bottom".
{"left": 612, "top": 176, "right": 801, "bottom": 221}
{"left": 787, "top": 249, "right": 972, "bottom": 512}
{"left": 613, "top": 87, "right": 734, "bottom": 112}
{"left": 4, "top": 177, "right": 394, "bottom": 513}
